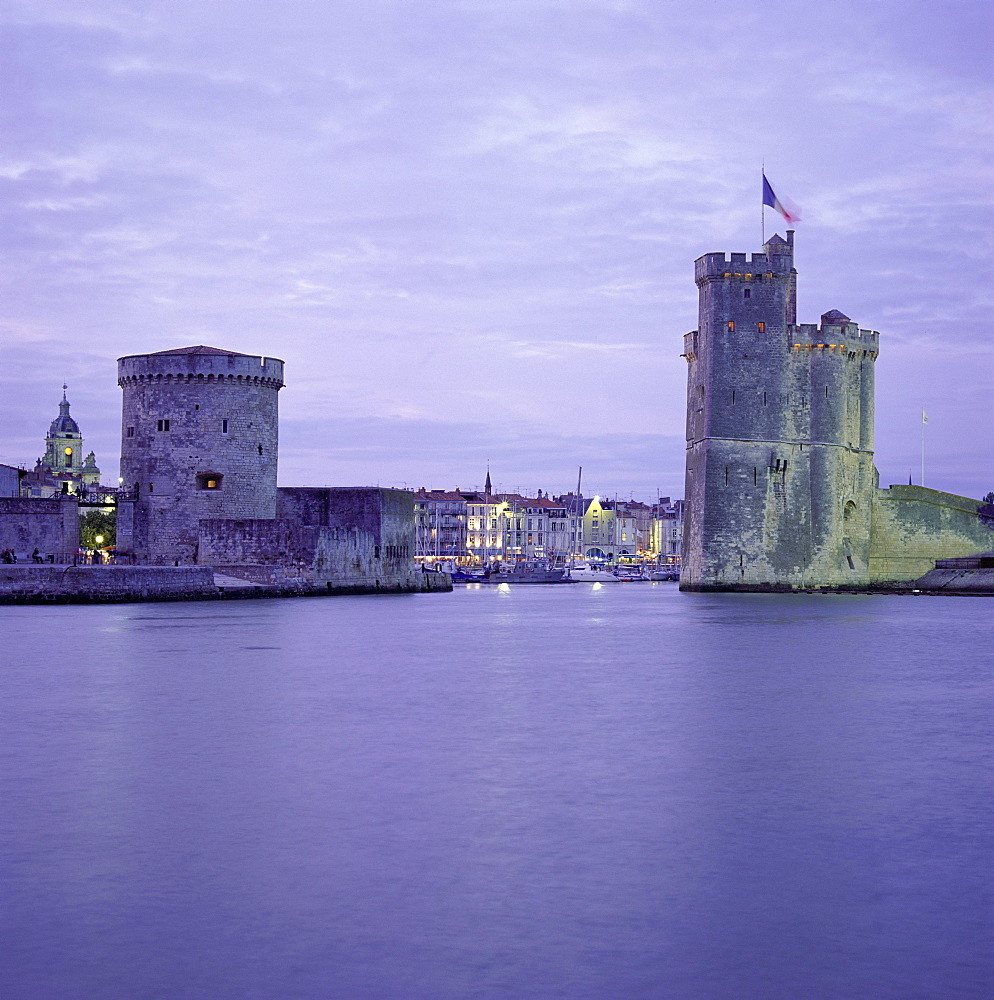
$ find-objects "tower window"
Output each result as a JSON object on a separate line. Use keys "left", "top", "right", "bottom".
{"left": 126, "top": 426, "right": 135, "bottom": 438}
{"left": 757, "top": 322, "right": 765, "bottom": 333}
{"left": 157, "top": 419, "right": 170, "bottom": 432}
{"left": 222, "top": 419, "right": 228, "bottom": 433}
{"left": 727, "top": 321, "right": 735, "bottom": 332}
{"left": 744, "top": 288, "right": 751, "bottom": 299}
{"left": 257, "top": 444, "right": 263, "bottom": 455}
{"left": 196, "top": 473, "right": 223, "bottom": 491}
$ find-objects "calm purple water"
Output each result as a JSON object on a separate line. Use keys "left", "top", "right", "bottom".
{"left": 2, "top": 584, "right": 992, "bottom": 999}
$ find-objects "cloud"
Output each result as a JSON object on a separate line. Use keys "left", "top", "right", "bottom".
{"left": 0, "top": 0, "right": 990, "bottom": 503}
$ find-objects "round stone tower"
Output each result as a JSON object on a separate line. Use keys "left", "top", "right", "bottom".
{"left": 117, "top": 346, "right": 284, "bottom": 563}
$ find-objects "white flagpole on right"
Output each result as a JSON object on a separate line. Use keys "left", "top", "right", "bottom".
{"left": 921, "top": 408, "right": 928, "bottom": 487}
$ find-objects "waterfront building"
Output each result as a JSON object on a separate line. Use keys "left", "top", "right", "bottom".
{"left": 581, "top": 497, "right": 638, "bottom": 561}
{"left": 413, "top": 489, "right": 469, "bottom": 564}
{"left": 0, "top": 463, "right": 20, "bottom": 498}
{"left": 652, "top": 497, "right": 685, "bottom": 565}
{"left": 464, "top": 490, "right": 508, "bottom": 565}
{"left": 681, "top": 231, "right": 994, "bottom": 590}
{"left": 414, "top": 483, "right": 585, "bottom": 567}
{"left": 494, "top": 492, "right": 580, "bottom": 566}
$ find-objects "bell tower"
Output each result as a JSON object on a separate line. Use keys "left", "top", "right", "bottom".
{"left": 42, "top": 386, "right": 86, "bottom": 490}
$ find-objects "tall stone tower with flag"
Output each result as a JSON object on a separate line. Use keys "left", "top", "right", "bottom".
{"left": 680, "top": 232, "right": 881, "bottom": 589}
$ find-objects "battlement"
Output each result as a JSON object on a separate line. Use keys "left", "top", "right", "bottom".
{"left": 118, "top": 349, "right": 285, "bottom": 389}
{"left": 790, "top": 317, "right": 879, "bottom": 355}
{"left": 695, "top": 232, "right": 795, "bottom": 283}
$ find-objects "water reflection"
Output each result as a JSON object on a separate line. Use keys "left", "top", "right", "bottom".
{"left": 2, "top": 588, "right": 991, "bottom": 1000}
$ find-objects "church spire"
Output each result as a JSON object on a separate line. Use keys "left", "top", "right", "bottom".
{"left": 484, "top": 465, "right": 492, "bottom": 495}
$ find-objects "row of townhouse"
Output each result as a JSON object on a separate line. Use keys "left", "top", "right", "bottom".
{"left": 579, "top": 495, "right": 685, "bottom": 564}
{"left": 412, "top": 488, "right": 583, "bottom": 567}
{"left": 412, "top": 486, "right": 684, "bottom": 567}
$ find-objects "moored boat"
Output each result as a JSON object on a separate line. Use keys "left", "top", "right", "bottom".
{"left": 565, "top": 561, "right": 619, "bottom": 582}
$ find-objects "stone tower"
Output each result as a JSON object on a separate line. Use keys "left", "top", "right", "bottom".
{"left": 681, "top": 233, "right": 879, "bottom": 590}
{"left": 43, "top": 387, "right": 85, "bottom": 489}
{"left": 117, "top": 346, "right": 284, "bottom": 563}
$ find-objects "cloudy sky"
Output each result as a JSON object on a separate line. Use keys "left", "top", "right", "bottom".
{"left": 1, "top": 0, "right": 991, "bottom": 500}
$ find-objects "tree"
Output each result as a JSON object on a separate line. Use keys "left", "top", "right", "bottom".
{"left": 984, "top": 492, "right": 994, "bottom": 505}
{"left": 80, "top": 509, "right": 117, "bottom": 549}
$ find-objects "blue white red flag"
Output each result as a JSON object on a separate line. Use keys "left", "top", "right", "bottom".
{"left": 762, "top": 173, "right": 802, "bottom": 224}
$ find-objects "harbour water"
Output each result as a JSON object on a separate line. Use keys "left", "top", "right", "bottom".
{"left": 2, "top": 584, "right": 992, "bottom": 999}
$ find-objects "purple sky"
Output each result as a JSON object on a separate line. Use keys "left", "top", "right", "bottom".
{"left": 1, "top": 0, "right": 991, "bottom": 501}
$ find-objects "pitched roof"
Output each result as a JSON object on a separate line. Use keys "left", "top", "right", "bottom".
{"left": 414, "top": 489, "right": 467, "bottom": 502}
{"left": 821, "top": 309, "right": 851, "bottom": 324}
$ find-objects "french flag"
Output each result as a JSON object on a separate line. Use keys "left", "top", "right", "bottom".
{"left": 763, "top": 173, "right": 802, "bottom": 224}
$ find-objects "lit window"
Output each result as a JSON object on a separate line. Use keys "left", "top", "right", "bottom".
{"left": 727, "top": 321, "right": 735, "bottom": 332}
{"left": 758, "top": 322, "right": 765, "bottom": 333}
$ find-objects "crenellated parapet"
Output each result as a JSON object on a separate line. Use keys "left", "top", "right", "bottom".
{"left": 118, "top": 350, "right": 284, "bottom": 389}
{"left": 790, "top": 311, "right": 878, "bottom": 357}
{"left": 694, "top": 232, "right": 795, "bottom": 287}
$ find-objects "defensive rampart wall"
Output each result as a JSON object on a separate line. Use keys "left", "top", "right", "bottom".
{"left": 0, "top": 565, "right": 218, "bottom": 603}
{"left": 199, "top": 488, "right": 449, "bottom": 593}
{"left": 0, "top": 497, "right": 79, "bottom": 558}
{"left": 870, "top": 486, "right": 994, "bottom": 583}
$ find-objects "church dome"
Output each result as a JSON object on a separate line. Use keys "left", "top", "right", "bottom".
{"left": 49, "top": 390, "right": 80, "bottom": 436}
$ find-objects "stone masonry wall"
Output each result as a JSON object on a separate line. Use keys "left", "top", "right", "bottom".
{"left": 869, "top": 486, "right": 994, "bottom": 583}
{"left": 199, "top": 487, "right": 426, "bottom": 591}
{"left": 0, "top": 565, "right": 218, "bottom": 602}
{"left": 0, "top": 497, "right": 79, "bottom": 559}
{"left": 277, "top": 487, "right": 418, "bottom": 580}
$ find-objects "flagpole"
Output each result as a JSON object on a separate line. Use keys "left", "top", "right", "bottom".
{"left": 761, "top": 162, "right": 765, "bottom": 245}
{"left": 920, "top": 409, "right": 926, "bottom": 487}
